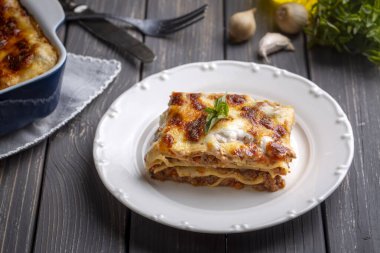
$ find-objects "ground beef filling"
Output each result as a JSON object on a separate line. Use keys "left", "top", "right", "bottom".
{"left": 150, "top": 167, "right": 285, "bottom": 192}
{"left": 166, "top": 154, "right": 287, "bottom": 176}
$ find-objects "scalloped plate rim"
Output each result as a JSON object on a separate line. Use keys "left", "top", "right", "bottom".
{"left": 93, "top": 61, "right": 354, "bottom": 233}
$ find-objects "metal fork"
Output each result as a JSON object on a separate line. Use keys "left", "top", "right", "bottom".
{"left": 65, "top": 4, "right": 208, "bottom": 37}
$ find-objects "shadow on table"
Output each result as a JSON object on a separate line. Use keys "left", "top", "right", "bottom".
{"left": 308, "top": 46, "right": 378, "bottom": 79}
{"left": 127, "top": 205, "right": 325, "bottom": 253}
{"left": 226, "top": 206, "right": 326, "bottom": 252}
{"left": 128, "top": 211, "right": 225, "bottom": 252}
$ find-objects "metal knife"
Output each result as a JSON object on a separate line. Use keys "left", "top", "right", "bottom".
{"left": 60, "top": 1, "right": 156, "bottom": 63}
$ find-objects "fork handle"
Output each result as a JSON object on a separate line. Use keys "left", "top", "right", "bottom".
{"left": 65, "top": 13, "right": 140, "bottom": 28}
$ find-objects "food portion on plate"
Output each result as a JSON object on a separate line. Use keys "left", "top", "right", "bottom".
{"left": 145, "top": 92, "right": 296, "bottom": 192}
{"left": 0, "top": 0, "right": 58, "bottom": 90}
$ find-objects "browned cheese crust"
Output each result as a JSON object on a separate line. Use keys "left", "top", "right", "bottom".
{"left": 0, "top": 0, "right": 58, "bottom": 89}
{"left": 145, "top": 92, "right": 296, "bottom": 192}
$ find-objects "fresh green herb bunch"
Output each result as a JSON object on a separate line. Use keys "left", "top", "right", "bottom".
{"left": 307, "top": 0, "right": 380, "bottom": 65}
{"left": 205, "top": 94, "right": 229, "bottom": 133}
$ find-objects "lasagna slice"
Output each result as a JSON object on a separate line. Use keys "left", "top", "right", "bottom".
{"left": 0, "top": 0, "right": 58, "bottom": 89}
{"left": 145, "top": 92, "right": 296, "bottom": 192}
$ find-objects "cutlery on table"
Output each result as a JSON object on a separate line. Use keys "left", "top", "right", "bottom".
{"left": 59, "top": 0, "right": 156, "bottom": 63}
{"left": 65, "top": 4, "right": 208, "bottom": 37}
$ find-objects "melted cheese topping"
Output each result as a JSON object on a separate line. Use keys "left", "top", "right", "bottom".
{"left": 260, "top": 136, "right": 273, "bottom": 154}
{"left": 209, "top": 118, "right": 253, "bottom": 144}
{"left": 145, "top": 93, "right": 296, "bottom": 189}
{"left": 0, "top": 0, "right": 58, "bottom": 89}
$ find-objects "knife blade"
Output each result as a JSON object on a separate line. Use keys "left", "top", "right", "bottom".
{"left": 62, "top": 3, "right": 156, "bottom": 63}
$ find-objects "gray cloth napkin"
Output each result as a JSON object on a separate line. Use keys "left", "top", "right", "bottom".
{"left": 0, "top": 53, "right": 121, "bottom": 159}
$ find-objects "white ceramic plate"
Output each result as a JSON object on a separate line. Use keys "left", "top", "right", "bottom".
{"left": 93, "top": 61, "right": 354, "bottom": 233}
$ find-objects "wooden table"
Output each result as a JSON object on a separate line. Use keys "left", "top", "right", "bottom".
{"left": 1, "top": 0, "right": 379, "bottom": 252}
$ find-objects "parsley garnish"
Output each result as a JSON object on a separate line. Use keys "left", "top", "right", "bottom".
{"left": 306, "top": 0, "right": 380, "bottom": 65}
{"left": 205, "top": 94, "right": 229, "bottom": 133}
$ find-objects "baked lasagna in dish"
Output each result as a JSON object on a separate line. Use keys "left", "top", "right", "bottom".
{"left": 0, "top": 0, "right": 58, "bottom": 90}
{"left": 145, "top": 92, "right": 296, "bottom": 192}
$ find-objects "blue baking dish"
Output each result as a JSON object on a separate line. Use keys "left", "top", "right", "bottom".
{"left": 0, "top": 0, "right": 67, "bottom": 135}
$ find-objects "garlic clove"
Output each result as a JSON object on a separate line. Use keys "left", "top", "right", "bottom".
{"left": 258, "top": 33, "right": 295, "bottom": 63}
{"left": 228, "top": 8, "right": 257, "bottom": 43}
{"left": 275, "top": 3, "right": 308, "bottom": 34}
{"left": 285, "top": 43, "right": 295, "bottom": 51}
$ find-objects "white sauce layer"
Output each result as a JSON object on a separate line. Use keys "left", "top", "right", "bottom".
{"left": 211, "top": 119, "right": 253, "bottom": 144}
{"left": 260, "top": 136, "right": 273, "bottom": 154}
{"left": 260, "top": 103, "right": 277, "bottom": 116}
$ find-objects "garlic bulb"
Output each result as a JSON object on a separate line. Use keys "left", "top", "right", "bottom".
{"left": 258, "top": 33, "right": 295, "bottom": 63}
{"left": 275, "top": 3, "right": 308, "bottom": 34}
{"left": 228, "top": 8, "right": 256, "bottom": 43}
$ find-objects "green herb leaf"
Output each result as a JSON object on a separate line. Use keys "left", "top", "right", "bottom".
{"left": 205, "top": 94, "right": 229, "bottom": 133}
{"left": 205, "top": 107, "right": 217, "bottom": 115}
{"left": 306, "top": 0, "right": 380, "bottom": 65}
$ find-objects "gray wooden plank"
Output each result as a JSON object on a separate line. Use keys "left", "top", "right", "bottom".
{"left": 142, "top": 0, "right": 224, "bottom": 77}
{"left": 129, "top": 0, "right": 226, "bottom": 252}
{"left": 227, "top": 208, "right": 325, "bottom": 253}
{"left": 130, "top": 218, "right": 226, "bottom": 253}
{"left": 0, "top": 146, "right": 46, "bottom": 253}
{"left": 32, "top": 0, "right": 146, "bottom": 252}
{"left": 225, "top": 1, "right": 326, "bottom": 252}
{"left": 309, "top": 47, "right": 380, "bottom": 253}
